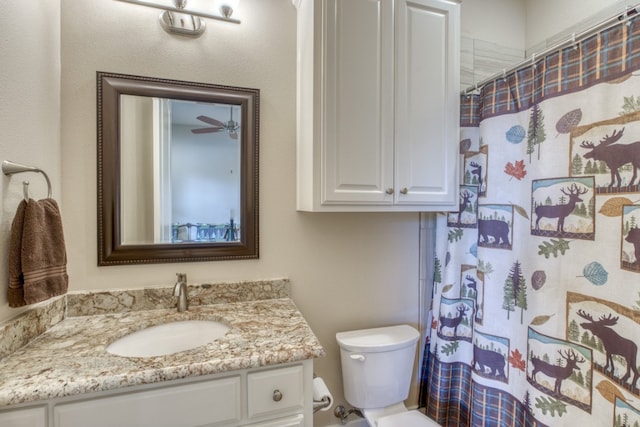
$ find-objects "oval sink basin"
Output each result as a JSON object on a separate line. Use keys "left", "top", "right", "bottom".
{"left": 106, "top": 320, "right": 229, "bottom": 358}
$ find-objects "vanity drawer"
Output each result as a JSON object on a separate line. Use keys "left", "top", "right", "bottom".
{"left": 53, "top": 376, "right": 241, "bottom": 427}
{"left": 247, "top": 365, "right": 304, "bottom": 419}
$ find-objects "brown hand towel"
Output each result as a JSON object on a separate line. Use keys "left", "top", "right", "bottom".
{"left": 8, "top": 200, "right": 27, "bottom": 307}
{"left": 8, "top": 198, "right": 68, "bottom": 307}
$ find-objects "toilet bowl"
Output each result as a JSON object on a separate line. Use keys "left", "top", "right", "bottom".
{"left": 336, "top": 325, "right": 440, "bottom": 427}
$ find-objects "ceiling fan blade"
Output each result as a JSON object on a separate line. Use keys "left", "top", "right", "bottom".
{"left": 196, "top": 115, "right": 226, "bottom": 127}
{"left": 191, "top": 127, "right": 223, "bottom": 134}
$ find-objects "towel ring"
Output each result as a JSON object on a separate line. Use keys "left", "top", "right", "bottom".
{"left": 2, "top": 160, "right": 52, "bottom": 201}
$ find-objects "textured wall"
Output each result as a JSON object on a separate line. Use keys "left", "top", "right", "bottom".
{"left": 0, "top": 1, "right": 61, "bottom": 323}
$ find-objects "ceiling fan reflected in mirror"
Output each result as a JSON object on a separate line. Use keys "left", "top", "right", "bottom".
{"left": 191, "top": 106, "right": 240, "bottom": 139}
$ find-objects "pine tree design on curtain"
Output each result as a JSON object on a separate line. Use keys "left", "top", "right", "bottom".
{"left": 527, "top": 103, "right": 547, "bottom": 162}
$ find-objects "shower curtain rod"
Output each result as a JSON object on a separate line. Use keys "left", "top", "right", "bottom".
{"left": 463, "top": 3, "right": 640, "bottom": 95}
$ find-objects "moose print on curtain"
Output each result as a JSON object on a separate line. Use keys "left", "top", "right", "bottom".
{"left": 420, "top": 14, "right": 640, "bottom": 427}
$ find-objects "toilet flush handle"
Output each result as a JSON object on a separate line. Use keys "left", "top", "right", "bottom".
{"left": 350, "top": 354, "right": 366, "bottom": 362}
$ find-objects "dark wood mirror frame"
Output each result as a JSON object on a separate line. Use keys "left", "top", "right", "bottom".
{"left": 97, "top": 71, "right": 259, "bottom": 265}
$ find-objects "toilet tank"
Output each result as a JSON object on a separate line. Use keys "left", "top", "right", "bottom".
{"left": 336, "top": 325, "right": 420, "bottom": 409}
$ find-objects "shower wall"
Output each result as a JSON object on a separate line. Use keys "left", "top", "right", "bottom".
{"left": 460, "top": 36, "right": 524, "bottom": 92}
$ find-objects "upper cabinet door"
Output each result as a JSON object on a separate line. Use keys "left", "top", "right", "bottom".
{"left": 321, "top": 0, "right": 394, "bottom": 205}
{"left": 394, "top": 0, "right": 460, "bottom": 207}
{"left": 295, "top": 0, "right": 460, "bottom": 212}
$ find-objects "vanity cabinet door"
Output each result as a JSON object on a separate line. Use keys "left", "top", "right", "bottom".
{"left": 53, "top": 376, "right": 241, "bottom": 427}
{"left": 247, "top": 413, "right": 304, "bottom": 427}
{"left": 247, "top": 365, "right": 304, "bottom": 420}
{"left": 0, "top": 406, "right": 46, "bottom": 427}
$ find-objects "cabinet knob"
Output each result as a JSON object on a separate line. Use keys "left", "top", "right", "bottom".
{"left": 385, "top": 188, "right": 394, "bottom": 195}
{"left": 399, "top": 187, "right": 408, "bottom": 195}
{"left": 273, "top": 389, "right": 283, "bottom": 402}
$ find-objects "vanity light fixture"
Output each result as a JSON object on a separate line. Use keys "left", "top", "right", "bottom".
{"left": 114, "top": 0, "right": 240, "bottom": 38}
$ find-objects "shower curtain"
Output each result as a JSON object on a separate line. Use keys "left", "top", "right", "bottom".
{"left": 420, "top": 13, "right": 640, "bottom": 427}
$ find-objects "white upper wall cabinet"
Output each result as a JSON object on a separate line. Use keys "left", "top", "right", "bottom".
{"left": 295, "top": 0, "right": 460, "bottom": 212}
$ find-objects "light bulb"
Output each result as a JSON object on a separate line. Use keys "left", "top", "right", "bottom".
{"left": 216, "top": 0, "right": 239, "bottom": 18}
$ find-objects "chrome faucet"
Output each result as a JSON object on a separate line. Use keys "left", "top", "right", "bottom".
{"left": 173, "top": 273, "right": 188, "bottom": 312}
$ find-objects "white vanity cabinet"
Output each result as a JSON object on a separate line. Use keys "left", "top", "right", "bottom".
{"left": 53, "top": 376, "right": 243, "bottom": 427}
{"left": 295, "top": 0, "right": 460, "bottom": 212}
{"left": 0, "top": 361, "right": 313, "bottom": 427}
{"left": 0, "top": 406, "right": 47, "bottom": 427}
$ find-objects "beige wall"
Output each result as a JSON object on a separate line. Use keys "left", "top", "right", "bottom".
{"left": 0, "top": 1, "right": 61, "bottom": 322}
{"left": 525, "top": 0, "right": 630, "bottom": 51}
{"left": 2, "top": 1, "right": 631, "bottom": 426}
{"left": 461, "top": 0, "right": 526, "bottom": 50}
{"left": 59, "top": 1, "right": 421, "bottom": 426}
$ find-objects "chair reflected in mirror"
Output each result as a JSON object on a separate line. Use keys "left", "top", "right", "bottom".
{"left": 172, "top": 222, "right": 239, "bottom": 242}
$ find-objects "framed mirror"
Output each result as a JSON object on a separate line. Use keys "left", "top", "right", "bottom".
{"left": 97, "top": 72, "right": 259, "bottom": 265}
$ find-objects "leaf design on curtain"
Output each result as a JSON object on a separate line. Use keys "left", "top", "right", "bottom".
{"left": 448, "top": 228, "right": 464, "bottom": 242}
{"left": 530, "top": 314, "right": 554, "bottom": 325}
{"left": 509, "top": 348, "right": 526, "bottom": 371}
{"left": 470, "top": 243, "right": 478, "bottom": 257}
{"left": 599, "top": 197, "right": 634, "bottom": 217}
{"left": 620, "top": 95, "right": 640, "bottom": 115}
{"left": 478, "top": 259, "right": 494, "bottom": 276}
{"left": 505, "top": 160, "right": 527, "bottom": 180}
{"left": 595, "top": 380, "right": 628, "bottom": 404}
{"left": 506, "top": 125, "right": 526, "bottom": 144}
{"left": 537, "top": 238, "right": 571, "bottom": 258}
{"left": 555, "top": 108, "right": 583, "bottom": 136}
{"left": 535, "top": 396, "right": 568, "bottom": 417}
{"left": 531, "top": 270, "right": 547, "bottom": 290}
{"left": 511, "top": 202, "right": 530, "bottom": 220}
{"left": 441, "top": 341, "right": 459, "bottom": 356}
{"left": 581, "top": 261, "right": 609, "bottom": 285}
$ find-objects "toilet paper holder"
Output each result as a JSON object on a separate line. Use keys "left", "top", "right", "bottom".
{"left": 312, "top": 375, "right": 333, "bottom": 413}
{"left": 313, "top": 396, "right": 332, "bottom": 413}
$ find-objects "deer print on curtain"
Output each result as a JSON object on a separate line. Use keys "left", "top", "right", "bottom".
{"left": 420, "top": 12, "right": 640, "bottom": 427}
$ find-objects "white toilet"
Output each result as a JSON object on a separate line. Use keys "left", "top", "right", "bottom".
{"left": 336, "top": 325, "right": 440, "bottom": 427}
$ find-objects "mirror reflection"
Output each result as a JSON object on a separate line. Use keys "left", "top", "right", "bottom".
{"left": 120, "top": 96, "right": 241, "bottom": 245}
{"left": 97, "top": 72, "right": 259, "bottom": 265}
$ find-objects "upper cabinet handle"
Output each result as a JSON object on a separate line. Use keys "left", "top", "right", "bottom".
{"left": 400, "top": 187, "right": 408, "bottom": 195}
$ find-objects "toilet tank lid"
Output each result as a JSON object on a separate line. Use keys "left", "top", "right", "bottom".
{"left": 336, "top": 325, "right": 420, "bottom": 353}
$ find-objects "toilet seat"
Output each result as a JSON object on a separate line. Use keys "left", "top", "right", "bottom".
{"left": 377, "top": 410, "right": 441, "bottom": 427}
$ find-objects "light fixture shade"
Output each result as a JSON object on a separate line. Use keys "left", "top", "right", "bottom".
{"left": 215, "top": 0, "right": 239, "bottom": 18}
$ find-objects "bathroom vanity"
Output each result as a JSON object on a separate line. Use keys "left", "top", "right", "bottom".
{"left": 0, "top": 362, "right": 311, "bottom": 427}
{"left": 0, "top": 279, "right": 325, "bottom": 427}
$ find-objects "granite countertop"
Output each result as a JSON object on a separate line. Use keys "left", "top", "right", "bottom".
{"left": 0, "top": 279, "right": 325, "bottom": 408}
